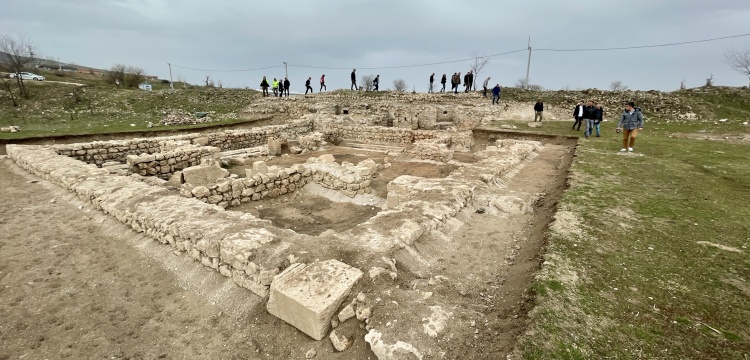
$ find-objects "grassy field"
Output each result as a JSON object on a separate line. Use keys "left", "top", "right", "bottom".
{"left": 495, "top": 118, "right": 750, "bottom": 359}
{"left": 0, "top": 71, "right": 259, "bottom": 139}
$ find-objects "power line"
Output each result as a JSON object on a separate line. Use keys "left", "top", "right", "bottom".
{"left": 169, "top": 64, "right": 283, "bottom": 72}
{"left": 287, "top": 49, "right": 528, "bottom": 70}
{"left": 534, "top": 33, "right": 750, "bottom": 52}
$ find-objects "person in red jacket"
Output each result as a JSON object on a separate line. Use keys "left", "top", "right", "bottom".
{"left": 320, "top": 75, "right": 326, "bottom": 92}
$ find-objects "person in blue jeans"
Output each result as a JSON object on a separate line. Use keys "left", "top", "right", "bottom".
{"left": 491, "top": 84, "right": 501, "bottom": 104}
{"left": 594, "top": 103, "right": 604, "bottom": 137}
{"left": 582, "top": 101, "right": 598, "bottom": 138}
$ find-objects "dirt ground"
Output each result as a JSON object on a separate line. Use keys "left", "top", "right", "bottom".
{"left": 0, "top": 157, "right": 375, "bottom": 360}
{"left": 0, "top": 134, "right": 574, "bottom": 359}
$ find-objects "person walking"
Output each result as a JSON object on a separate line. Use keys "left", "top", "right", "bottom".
{"left": 260, "top": 76, "right": 270, "bottom": 97}
{"left": 454, "top": 72, "right": 461, "bottom": 94}
{"left": 278, "top": 78, "right": 285, "bottom": 97}
{"left": 463, "top": 72, "right": 470, "bottom": 93}
{"left": 429, "top": 73, "right": 435, "bottom": 93}
{"left": 305, "top": 77, "right": 313, "bottom": 94}
{"left": 373, "top": 75, "right": 380, "bottom": 91}
{"left": 482, "top": 77, "right": 491, "bottom": 97}
{"left": 572, "top": 100, "right": 584, "bottom": 130}
{"left": 440, "top": 74, "right": 447, "bottom": 92}
{"left": 283, "top": 77, "right": 290, "bottom": 97}
{"left": 350, "top": 69, "right": 358, "bottom": 90}
{"left": 534, "top": 100, "right": 544, "bottom": 122}
{"left": 582, "top": 101, "right": 598, "bottom": 138}
{"left": 467, "top": 71, "right": 474, "bottom": 92}
{"left": 492, "top": 84, "right": 501, "bottom": 105}
{"left": 594, "top": 103, "right": 604, "bottom": 136}
{"left": 617, "top": 102, "right": 644, "bottom": 152}
{"left": 320, "top": 75, "right": 326, "bottom": 92}
{"left": 271, "top": 78, "right": 279, "bottom": 97}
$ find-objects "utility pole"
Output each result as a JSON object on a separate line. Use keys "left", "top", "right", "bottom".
{"left": 283, "top": 62, "right": 288, "bottom": 78}
{"left": 168, "top": 63, "right": 174, "bottom": 90}
{"left": 525, "top": 36, "right": 532, "bottom": 90}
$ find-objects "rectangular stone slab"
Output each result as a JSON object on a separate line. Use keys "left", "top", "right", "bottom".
{"left": 266, "top": 260, "right": 363, "bottom": 340}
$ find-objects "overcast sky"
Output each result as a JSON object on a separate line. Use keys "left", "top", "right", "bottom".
{"left": 3, "top": 0, "right": 750, "bottom": 91}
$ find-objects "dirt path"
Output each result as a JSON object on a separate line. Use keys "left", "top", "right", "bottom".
{"left": 0, "top": 157, "right": 373, "bottom": 359}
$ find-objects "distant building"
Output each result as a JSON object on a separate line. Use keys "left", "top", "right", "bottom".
{"left": 138, "top": 83, "right": 153, "bottom": 91}
{"left": 37, "top": 63, "right": 78, "bottom": 72}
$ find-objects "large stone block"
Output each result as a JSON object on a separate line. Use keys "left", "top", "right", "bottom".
{"left": 267, "top": 260, "right": 363, "bottom": 340}
{"left": 182, "top": 164, "right": 229, "bottom": 187}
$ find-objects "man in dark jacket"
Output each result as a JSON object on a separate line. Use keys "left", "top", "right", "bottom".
{"left": 492, "top": 84, "right": 501, "bottom": 105}
{"left": 617, "top": 102, "right": 644, "bottom": 152}
{"left": 350, "top": 69, "right": 358, "bottom": 90}
{"left": 534, "top": 101, "right": 544, "bottom": 122}
{"left": 283, "top": 77, "right": 290, "bottom": 97}
{"left": 305, "top": 77, "right": 313, "bottom": 95}
{"left": 572, "top": 100, "right": 584, "bottom": 130}
{"left": 582, "top": 101, "right": 599, "bottom": 138}
{"left": 594, "top": 103, "right": 604, "bottom": 136}
{"left": 440, "top": 74, "right": 447, "bottom": 92}
{"left": 260, "top": 76, "right": 269, "bottom": 97}
{"left": 373, "top": 75, "right": 380, "bottom": 91}
{"left": 429, "top": 73, "right": 435, "bottom": 93}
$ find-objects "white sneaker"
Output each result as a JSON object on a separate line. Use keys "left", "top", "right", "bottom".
{"left": 620, "top": 148, "right": 627, "bottom": 152}
{"left": 628, "top": 147, "right": 634, "bottom": 152}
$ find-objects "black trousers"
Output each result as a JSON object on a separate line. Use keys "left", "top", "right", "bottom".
{"left": 320, "top": 83, "right": 326, "bottom": 91}
{"left": 351, "top": 80, "right": 358, "bottom": 90}
{"left": 483, "top": 87, "right": 488, "bottom": 97}
{"left": 305, "top": 85, "right": 313, "bottom": 94}
{"left": 373, "top": 83, "right": 379, "bottom": 91}
{"left": 441, "top": 83, "right": 446, "bottom": 92}
{"left": 573, "top": 117, "right": 583, "bottom": 130}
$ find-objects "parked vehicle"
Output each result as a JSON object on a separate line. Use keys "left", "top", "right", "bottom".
{"left": 8, "top": 72, "right": 45, "bottom": 81}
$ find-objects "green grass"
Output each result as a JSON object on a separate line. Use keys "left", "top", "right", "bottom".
{"left": 496, "top": 119, "right": 750, "bottom": 359}
{"left": 0, "top": 80, "right": 261, "bottom": 139}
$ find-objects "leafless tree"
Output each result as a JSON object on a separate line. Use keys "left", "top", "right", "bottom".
{"left": 0, "top": 33, "right": 36, "bottom": 99}
{"left": 1, "top": 76, "right": 18, "bottom": 106}
{"left": 724, "top": 48, "right": 750, "bottom": 87}
{"left": 123, "top": 66, "right": 145, "bottom": 88}
{"left": 392, "top": 79, "right": 407, "bottom": 92}
{"left": 469, "top": 51, "right": 490, "bottom": 91}
{"left": 515, "top": 78, "right": 530, "bottom": 89}
{"left": 107, "top": 64, "right": 127, "bottom": 85}
{"left": 610, "top": 80, "right": 629, "bottom": 91}
{"left": 705, "top": 74, "right": 714, "bottom": 87}
{"left": 528, "top": 84, "right": 545, "bottom": 91}
{"left": 360, "top": 74, "right": 375, "bottom": 91}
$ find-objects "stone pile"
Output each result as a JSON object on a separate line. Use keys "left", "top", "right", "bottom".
{"left": 405, "top": 141, "right": 453, "bottom": 162}
{"left": 161, "top": 112, "right": 215, "bottom": 126}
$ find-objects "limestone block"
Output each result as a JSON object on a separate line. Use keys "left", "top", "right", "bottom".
{"left": 318, "top": 154, "right": 335, "bottom": 163}
{"left": 182, "top": 164, "right": 229, "bottom": 187}
{"left": 267, "top": 260, "right": 363, "bottom": 340}
{"left": 268, "top": 137, "right": 283, "bottom": 156}
{"left": 165, "top": 171, "right": 183, "bottom": 187}
{"left": 253, "top": 161, "right": 269, "bottom": 173}
{"left": 192, "top": 137, "right": 209, "bottom": 146}
{"left": 191, "top": 186, "right": 210, "bottom": 198}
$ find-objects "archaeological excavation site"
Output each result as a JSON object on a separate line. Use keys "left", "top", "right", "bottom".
{"left": 4, "top": 93, "right": 576, "bottom": 359}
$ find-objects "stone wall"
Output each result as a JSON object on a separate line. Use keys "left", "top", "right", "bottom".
{"left": 180, "top": 156, "right": 380, "bottom": 208}
{"left": 127, "top": 145, "right": 220, "bottom": 178}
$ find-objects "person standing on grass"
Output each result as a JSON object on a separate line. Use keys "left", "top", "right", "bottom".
{"left": 373, "top": 75, "right": 380, "bottom": 91}
{"left": 260, "top": 76, "right": 270, "bottom": 97}
{"left": 594, "top": 103, "right": 604, "bottom": 137}
{"left": 492, "top": 84, "right": 501, "bottom": 105}
{"left": 350, "top": 69, "right": 358, "bottom": 90}
{"left": 482, "top": 76, "right": 491, "bottom": 97}
{"left": 440, "top": 74, "right": 447, "bottom": 92}
{"left": 320, "top": 74, "right": 326, "bottom": 92}
{"left": 534, "top": 100, "right": 544, "bottom": 122}
{"left": 305, "top": 77, "right": 313, "bottom": 94}
{"left": 582, "top": 100, "right": 598, "bottom": 138}
{"left": 617, "top": 102, "right": 644, "bottom": 152}
{"left": 429, "top": 73, "right": 435, "bottom": 93}
{"left": 572, "top": 100, "right": 584, "bottom": 130}
{"left": 283, "top": 77, "right": 290, "bottom": 97}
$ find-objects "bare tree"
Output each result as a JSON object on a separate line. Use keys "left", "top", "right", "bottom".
{"left": 107, "top": 64, "right": 127, "bottom": 86}
{"left": 0, "top": 33, "right": 36, "bottom": 99}
{"left": 610, "top": 80, "right": 629, "bottom": 91}
{"left": 724, "top": 48, "right": 750, "bottom": 87}
{"left": 469, "top": 51, "right": 490, "bottom": 91}
{"left": 392, "top": 79, "right": 407, "bottom": 92}
{"left": 360, "top": 74, "right": 375, "bottom": 91}
{"left": 528, "top": 84, "right": 545, "bottom": 91}
{"left": 705, "top": 74, "right": 714, "bottom": 87}
{"left": 515, "top": 78, "right": 530, "bottom": 89}
{"left": 1, "top": 76, "right": 18, "bottom": 106}
{"left": 123, "top": 66, "right": 145, "bottom": 88}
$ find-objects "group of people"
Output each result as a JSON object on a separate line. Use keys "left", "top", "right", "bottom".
{"left": 570, "top": 100, "right": 644, "bottom": 151}
{"left": 259, "top": 76, "right": 291, "bottom": 97}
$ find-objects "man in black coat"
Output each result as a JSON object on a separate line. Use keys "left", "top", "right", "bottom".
{"left": 305, "top": 77, "right": 313, "bottom": 95}
{"left": 283, "top": 77, "right": 290, "bottom": 97}
{"left": 373, "top": 75, "right": 380, "bottom": 91}
{"left": 351, "top": 69, "right": 358, "bottom": 90}
{"left": 534, "top": 101, "right": 544, "bottom": 122}
{"left": 582, "top": 101, "right": 599, "bottom": 138}
{"left": 572, "top": 100, "right": 584, "bottom": 131}
{"left": 440, "top": 74, "right": 447, "bottom": 92}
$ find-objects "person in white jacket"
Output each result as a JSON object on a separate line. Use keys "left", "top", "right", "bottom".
{"left": 482, "top": 77, "right": 491, "bottom": 98}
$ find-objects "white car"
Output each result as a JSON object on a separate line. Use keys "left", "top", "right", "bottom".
{"left": 8, "top": 72, "right": 45, "bottom": 81}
